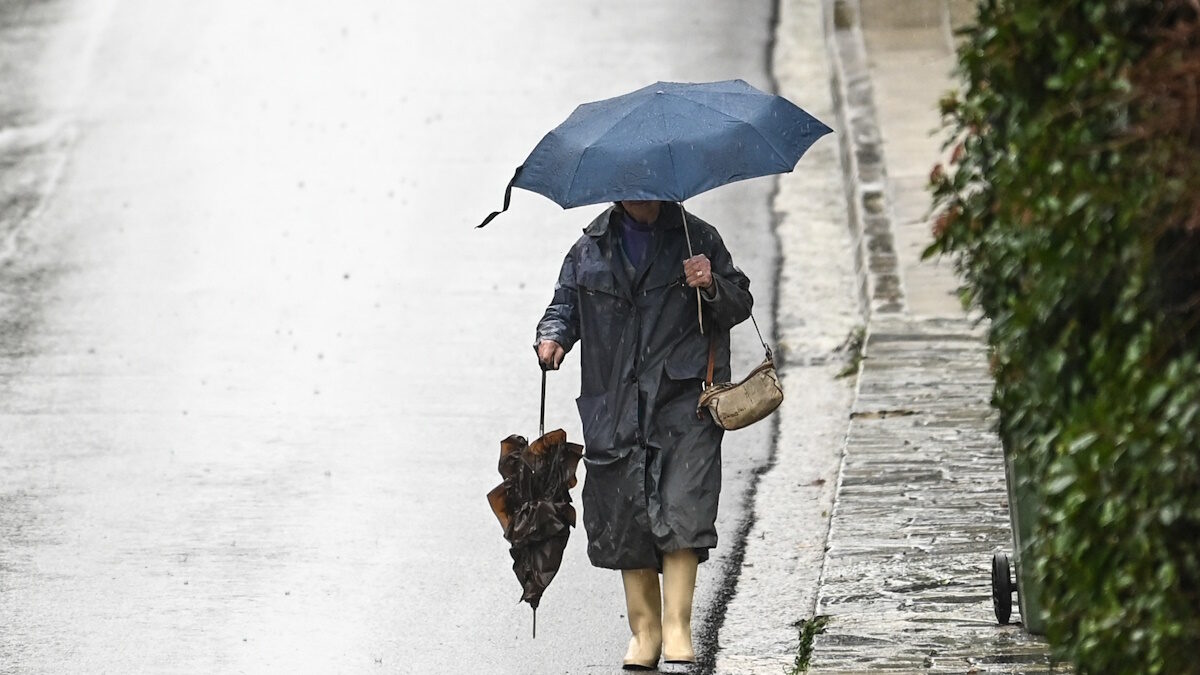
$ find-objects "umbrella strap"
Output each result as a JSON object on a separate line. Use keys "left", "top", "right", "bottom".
{"left": 477, "top": 165, "right": 523, "bottom": 228}
{"left": 679, "top": 203, "right": 772, "bottom": 360}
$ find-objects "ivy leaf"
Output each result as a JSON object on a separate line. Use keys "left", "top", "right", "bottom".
{"left": 1067, "top": 433, "right": 1098, "bottom": 454}
{"left": 1046, "top": 474, "right": 1075, "bottom": 495}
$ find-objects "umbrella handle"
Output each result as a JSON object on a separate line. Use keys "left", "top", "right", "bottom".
{"left": 679, "top": 202, "right": 704, "bottom": 335}
{"left": 539, "top": 368, "right": 546, "bottom": 439}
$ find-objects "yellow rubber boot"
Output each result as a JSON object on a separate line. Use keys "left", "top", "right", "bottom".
{"left": 661, "top": 549, "right": 698, "bottom": 664}
{"left": 620, "top": 568, "right": 662, "bottom": 670}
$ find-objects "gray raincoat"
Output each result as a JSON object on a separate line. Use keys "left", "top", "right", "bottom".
{"left": 536, "top": 204, "right": 752, "bottom": 570}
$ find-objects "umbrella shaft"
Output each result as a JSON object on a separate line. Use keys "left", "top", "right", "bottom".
{"left": 539, "top": 369, "right": 546, "bottom": 439}
{"left": 679, "top": 202, "right": 704, "bottom": 335}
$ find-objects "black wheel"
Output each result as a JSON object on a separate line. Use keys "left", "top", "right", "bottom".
{"left": 992, "top": 552, "right": 1013, "bottom": 625}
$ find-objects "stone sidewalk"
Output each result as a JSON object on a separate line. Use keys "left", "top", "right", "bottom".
{"left": 715, "top": 0, "right": 1065, "bottom": 672}
{"left": 808, "top": 0, "right": 1063, "bottom": 672}
{"left": 808, "top": 318, "right": 1058, "bottom": 672}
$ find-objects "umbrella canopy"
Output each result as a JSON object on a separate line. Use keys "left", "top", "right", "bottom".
{"left": 479, "top": 79, "right": 832, "bottom": 226}
{"left": 487, "top": 428, "right": 583, "bottom": 636}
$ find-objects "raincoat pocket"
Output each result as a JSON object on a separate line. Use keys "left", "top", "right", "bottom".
{"left": 575, "top": 393, "right": 618, "bottom": 462}
{"left": 577, "top": 268, "right": 623, "bottom": 298}
{"left": 578, "top": 270, "right": 629, "bottom": 330}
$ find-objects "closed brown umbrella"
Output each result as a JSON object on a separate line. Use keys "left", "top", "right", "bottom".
{"left": 487, "top": 370, "right": 583, "bottom": 637}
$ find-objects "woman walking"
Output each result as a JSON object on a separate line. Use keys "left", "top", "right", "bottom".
{"left": 535, "top": 199, "right": 753, "bottom": 669}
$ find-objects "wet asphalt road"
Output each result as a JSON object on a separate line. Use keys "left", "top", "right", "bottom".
{"left": 0, "top": 1, "right": 778, "bottom": 672}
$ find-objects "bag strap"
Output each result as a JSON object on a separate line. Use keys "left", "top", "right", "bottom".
{"left": 679, "top": 202, "right": 773, "bottom": 362}
{"left": 705, "top": 332, "right": 717, "bottom": 389}
{"left": 749, "top": 314, "right": 773, "bottom": 361}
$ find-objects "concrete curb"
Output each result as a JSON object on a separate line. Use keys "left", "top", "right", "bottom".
{"left": 823, "top": 0, "right": 905, "bottom": 316}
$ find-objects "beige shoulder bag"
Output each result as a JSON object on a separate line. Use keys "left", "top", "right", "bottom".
{"left": 677, "top": 202, "right": 783, "bottom": 431}
{"left": 696, "top": 319, "right": 783, "bottom": 430}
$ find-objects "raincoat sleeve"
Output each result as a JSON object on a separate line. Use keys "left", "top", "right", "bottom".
{"left": 702, "top": 231, "right": 753, "bottom": 330}
{"left": 535, "top": 247, "right": 581, "bottom": 351}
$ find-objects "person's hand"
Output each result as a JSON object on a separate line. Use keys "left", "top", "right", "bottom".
{"left": 537, "top": 340, "right": 566, "bottom": 370}
{"left": 683, "top": 255, "right": 713, "bottom": 289}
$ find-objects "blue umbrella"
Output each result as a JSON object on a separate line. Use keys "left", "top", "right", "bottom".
{"left": 478, "top": 79, "right": 832, "bottom": 227}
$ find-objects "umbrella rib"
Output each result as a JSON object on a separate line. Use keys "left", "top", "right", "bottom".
{"left": 659, "top": 98, "right": 680, "bottom": 201}
{"left": 561, "top": 98, "right": 659, "bottom": 204}
{"left": 561, "top": 144, "right": 593, "bottom": 208}
{"left": 582, "top": 98, "right": 659, "bottom": 147}
{"left": 665, "top": 135, "right": 679, "bottom": 200}
{"left": 740, "top": 121, "right": 795, "bottom": 174}
{"left": 663, "top": 92, "right": 796, "bottom": 167}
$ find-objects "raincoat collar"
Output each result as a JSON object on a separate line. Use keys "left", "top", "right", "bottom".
{"left": 584, "top": 204, "right": 687, "bottom": 297}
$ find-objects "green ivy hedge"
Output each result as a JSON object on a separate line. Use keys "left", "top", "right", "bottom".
{"left": 928, "top": 1, "right": 1200, "bottom": 672}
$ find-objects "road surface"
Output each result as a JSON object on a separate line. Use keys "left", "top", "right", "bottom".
{"left": 0, "top": 1, "right": 779, "bottom": 672}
